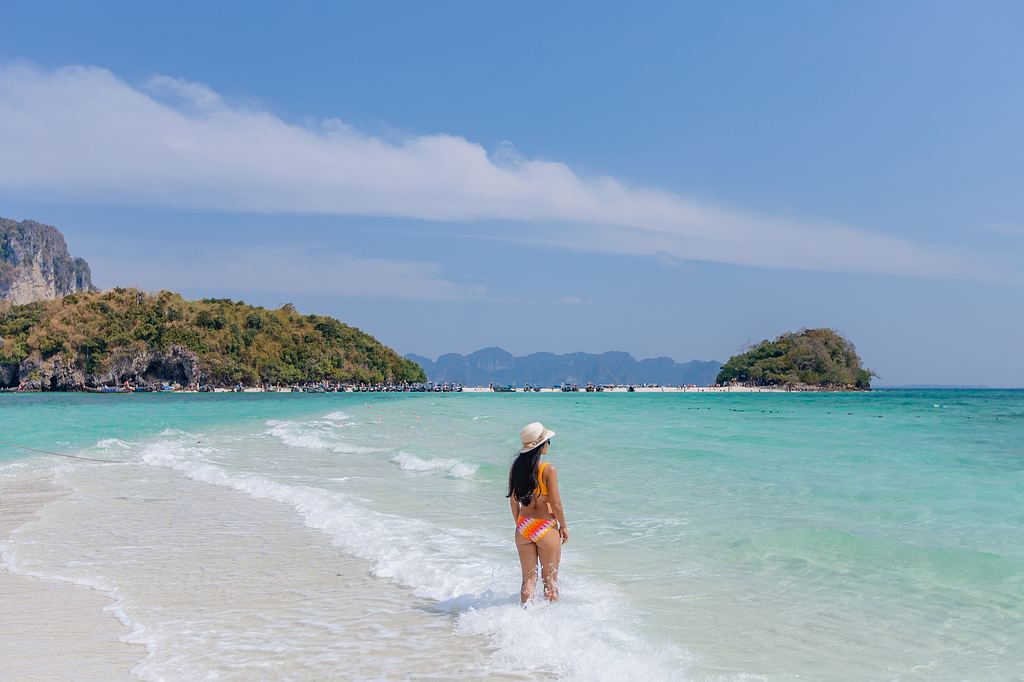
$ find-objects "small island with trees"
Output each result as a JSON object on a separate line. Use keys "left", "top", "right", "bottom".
{"left": 715, "top": 328, "right": 874, "bottom": 390}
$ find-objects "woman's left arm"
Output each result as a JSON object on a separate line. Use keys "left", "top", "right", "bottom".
{"left": 510, "top": 496, "right": 521, "bottom": 524}
{"left": 545, "top": 466, "right": 569, "bottom": 544}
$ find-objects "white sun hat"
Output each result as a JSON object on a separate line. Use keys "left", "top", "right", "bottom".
{"left": 519, "top": 422, "right": 556, "bottom": 453}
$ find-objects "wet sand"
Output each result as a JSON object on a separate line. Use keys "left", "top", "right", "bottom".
{"left": 0, "top": 473, "right": 142, "bottom": 681}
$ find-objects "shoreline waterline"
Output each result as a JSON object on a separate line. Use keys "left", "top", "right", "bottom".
{"left": 2, "top": 383, "right": 870, "bottom": 395}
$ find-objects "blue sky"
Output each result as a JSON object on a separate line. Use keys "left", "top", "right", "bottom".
{"left": 1, "top": 1, "right": 1022, "bottom": 385}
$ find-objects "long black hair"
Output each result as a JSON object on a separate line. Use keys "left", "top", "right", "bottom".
{"left": 506, "top": 440, "right": 547, "bottom": 506}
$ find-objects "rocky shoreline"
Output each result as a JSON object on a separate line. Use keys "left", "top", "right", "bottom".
{"left": 0, "top": 346, "right": 200, "bottom": 392}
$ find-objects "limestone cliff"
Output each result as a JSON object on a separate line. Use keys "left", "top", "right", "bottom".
{"left": 0, "top": 218, "right": 95, "bottom": 305}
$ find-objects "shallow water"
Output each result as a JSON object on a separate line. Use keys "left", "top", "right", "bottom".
{"left": 1, "top": 391, "right": 1022, "bottom": 680}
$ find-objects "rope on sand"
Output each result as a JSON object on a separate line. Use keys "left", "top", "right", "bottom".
{"left": 0, "top": 439, "right": 123, "bottom": 464}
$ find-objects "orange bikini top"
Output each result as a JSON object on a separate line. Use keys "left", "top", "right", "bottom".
{"left": 534, "top": 462, "right": 549, "bottom": 496}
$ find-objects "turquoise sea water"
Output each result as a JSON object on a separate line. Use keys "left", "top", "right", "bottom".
{"left": 1, "top": 390, "right": 1022, "bottom": 680}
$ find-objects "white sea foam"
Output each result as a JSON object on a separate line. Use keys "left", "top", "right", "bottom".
{"left": 264, "top": 419, "right": 379, "bottom": 454}
{"left": 392, "top": 451, "right": 477, "bottom": 479}
{"left": 0, "top": 460, "right": 31, "bottom": 472}
{"left": 157, "top": 428, "right": 191, "bottom": 437}
{"left": 455, "top": 597, "right": 690, "bottom": 680}
{"left": 323, "top": 411, "right": 353, "bottom": 422}
{"left": 138, "top": 436, "right": 694, "bottom": 681}
{"left": 140, "top": 439, "right": 487, "bottom": 601}
{"left": 94, "top": 438, "right": 130, "bottom": 449}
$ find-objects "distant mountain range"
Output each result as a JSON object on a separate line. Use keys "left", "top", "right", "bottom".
{"left": 875, "top": 385, "right": 991, "bottom": 389}
{"left": 406, "top": 347, "right": 722, "bottom": 386}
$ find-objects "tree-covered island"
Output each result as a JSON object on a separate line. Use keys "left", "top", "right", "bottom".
{"left": 0, "top": 288, "right": 425, "bottom": 390}
{"left": 715, "top": 328, "right": 874, "bottom": 390}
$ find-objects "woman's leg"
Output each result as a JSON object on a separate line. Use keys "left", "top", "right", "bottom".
{"left": 514, "top": 531, "right": 539, "bottom": 604}
{"left": 536, "top": 529, "right": 562, "bottom": 601}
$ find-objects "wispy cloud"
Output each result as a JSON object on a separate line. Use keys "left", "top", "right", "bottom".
{"left": 97, "top": 246, "right": 486, "bottom": 302}
{"left": 0, "top": 62, "right": 992, "bottom": 279}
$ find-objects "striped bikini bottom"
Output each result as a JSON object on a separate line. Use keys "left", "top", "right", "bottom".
{"left": 516, "top": 515, "right": 556, "bottom": 543}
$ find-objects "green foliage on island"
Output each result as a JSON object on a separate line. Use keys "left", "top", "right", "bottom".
{"left": 715, "top": 328, "right": 874, "bottom": 389}
{"left": 0, "top": 288, "right": 425, "bottom": 386}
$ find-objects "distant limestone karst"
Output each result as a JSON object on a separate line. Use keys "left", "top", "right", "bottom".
{"left": 0, "top": 217, "right": 95, "bottom": 305}
{"left": 406, "top": 347, "right": 722, "bottom": 386}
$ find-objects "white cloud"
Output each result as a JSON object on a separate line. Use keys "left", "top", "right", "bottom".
{"left": 145, "top": 74, "right": 224, "bottom": 111}
{"left": 0, "top": 62, "right": 991, "bottom": 279}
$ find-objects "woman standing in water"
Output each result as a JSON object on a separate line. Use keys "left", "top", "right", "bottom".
{"left": 507, "top": 422, "right": 569, "bottom": 603}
